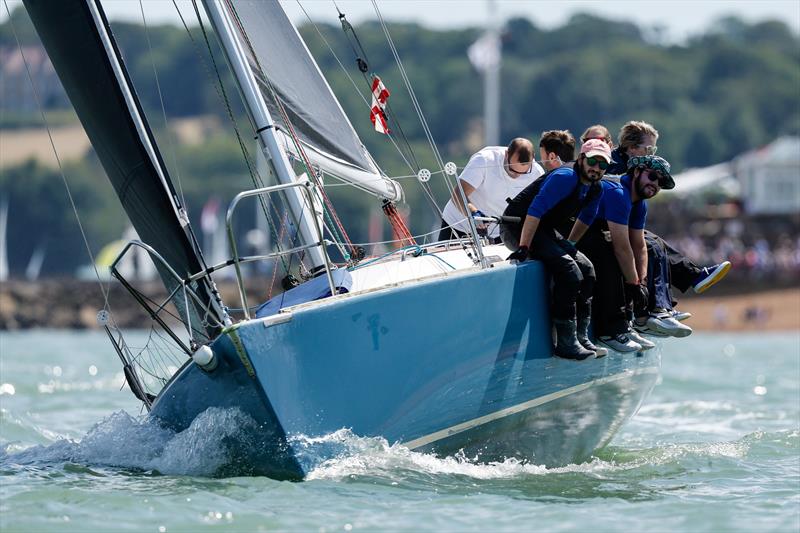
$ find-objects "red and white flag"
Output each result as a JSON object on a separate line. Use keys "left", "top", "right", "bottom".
{"left": 370, "top": 76, "right": 390, "bottom": 134}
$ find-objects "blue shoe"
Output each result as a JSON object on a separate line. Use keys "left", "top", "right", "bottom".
{"left": 692, "top": 261, "right": 731, "bottom": 294}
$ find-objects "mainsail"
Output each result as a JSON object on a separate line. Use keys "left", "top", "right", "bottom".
{"left": 223, "top": 0, "right": 402, "bottom": 202}
{"left": 23, "top": 0, "right": 224, "bottom": 341}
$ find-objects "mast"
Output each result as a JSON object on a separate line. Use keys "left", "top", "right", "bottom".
{"left": 484, "top": 0, "right": 501, "bottom": 147}
{"left": 202, "top": 0, "right": 327, "bottom": 270}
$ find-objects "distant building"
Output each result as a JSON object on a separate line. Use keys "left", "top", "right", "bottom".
{"left": 734, "top": 136, "right": 800, "bottom": 216}
{"left": 668, "top": 136, "right": 800, "bottom": 216}
{"left": 0, "top": 46, "right": 67, "bottom": 112}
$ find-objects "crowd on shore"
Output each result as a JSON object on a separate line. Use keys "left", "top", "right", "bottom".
{"left": 664, "top": 233, "right": 800, "bottom": 284}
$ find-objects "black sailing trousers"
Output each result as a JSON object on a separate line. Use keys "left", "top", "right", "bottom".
{"left": 502, "top": 225, "right": 595, "bottom": 322}
{"left": 578, "top": 225, "right": 630, "bottom": 336}
{"left": 644, "top": 230, "right": 703, "bottom": 293}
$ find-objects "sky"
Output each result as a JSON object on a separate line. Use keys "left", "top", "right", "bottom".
{"left": 3, "top": 0, "right": 800, "bottom": 43}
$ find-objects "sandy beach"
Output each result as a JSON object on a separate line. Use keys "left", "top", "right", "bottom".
{"left": 676, "top": 286, "right": 800, "bottom": 332}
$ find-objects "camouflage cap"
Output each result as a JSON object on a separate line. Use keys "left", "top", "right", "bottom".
{"left": 627, "top": 155, "right": 675, "bottom": 190}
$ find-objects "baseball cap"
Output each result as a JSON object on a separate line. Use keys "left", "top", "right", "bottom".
{"left": 580, "top": 139, "right": 612, "bottom": 163}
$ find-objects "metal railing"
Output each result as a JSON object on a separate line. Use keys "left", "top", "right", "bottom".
{"left": 225, "top": 181, "right": 337, "bottom": 319}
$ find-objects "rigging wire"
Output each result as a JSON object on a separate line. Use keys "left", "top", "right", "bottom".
{"left": 179, "top": 0, "right": 291, "bottom": 274}
{"left": 294, "top": 1, "right": 416, "bottom": 177}
{"left": 138, "top": 0, "right": 187, "bottom": 210}
{"left": 221, "top": 0, "right": 357, "bottom": 262}
{"left": 328, "top": 2, "right": 445, "bottom": 219}
{"left": 3, "top": 0, "right": 114, "bottom": 318}
{"left": 369, "top": 0, "right": 453, "bottom": 191}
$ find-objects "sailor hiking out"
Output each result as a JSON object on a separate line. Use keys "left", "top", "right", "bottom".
{"left": 578, "top": 154, "right": 678, "bottom": 352}
{"left": 502, "top": 138, "right": 611, "bottom": 360}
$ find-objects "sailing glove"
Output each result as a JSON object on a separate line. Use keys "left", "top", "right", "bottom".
{"left": 624, "top": 281, "right": 649, "bottom": 316}
{"left": 560, "top": 239, "right": 578, "bottom": 258}
{"left": 507, "top": 245, "right": 529, "bottom": 263}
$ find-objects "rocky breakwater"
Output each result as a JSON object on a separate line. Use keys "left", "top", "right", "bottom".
{"left": 0, "top": 278, "right": 274, "bottom": 330}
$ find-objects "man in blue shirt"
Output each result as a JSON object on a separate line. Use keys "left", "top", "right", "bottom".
{"left": 607, "top": 121, "right": 731, "bottom": 314}
{"left": 579, "top": 155, "right": 676, "bottom": 352}
{"left": 502, "top": 139, "right": 610, "bottom": 360}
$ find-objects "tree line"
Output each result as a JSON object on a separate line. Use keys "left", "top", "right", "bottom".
{"left": 0, "top": 6, "right": 797, "bottom": 275}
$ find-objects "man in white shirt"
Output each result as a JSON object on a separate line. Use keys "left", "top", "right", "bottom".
{"left": 439, "top": 138, "right": 545, "bottom": 243}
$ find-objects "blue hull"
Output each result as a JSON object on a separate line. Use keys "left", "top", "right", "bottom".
{"left": 150, "top": 261, "right": 660, "bottom": 479}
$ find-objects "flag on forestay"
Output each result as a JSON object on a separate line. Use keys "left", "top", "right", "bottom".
{"left": 370, "top": 76, "right": 390, "bottom": 134}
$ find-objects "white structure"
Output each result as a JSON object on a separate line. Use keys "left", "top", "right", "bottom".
{"left": 668, "top": 136, "right": 800, "bottom": 216}
{"left": 734, "top": 136, "right": 800, "bottom": 215}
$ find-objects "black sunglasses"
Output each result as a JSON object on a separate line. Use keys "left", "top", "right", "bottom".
{"left": 505, "top": 162, "right": 533, "bottom": 174}
{"left": 585, "top": 156, "right": 608, "bottom": 170}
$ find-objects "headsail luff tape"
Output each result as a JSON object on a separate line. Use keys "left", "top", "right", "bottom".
{"left": 370, "top": 76, "right": 390, "bottom": 134}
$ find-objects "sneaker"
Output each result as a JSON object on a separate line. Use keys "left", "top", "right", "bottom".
{"left": 645, "top": 312, "right": 693, "bottom": 338}
{"left": 672, "top": 309, "right": 692, "bottom": 322}
{"left": 692, "top": 261, "right": 731, "bottom": 294}
{"left": 597, "top": 334, "right": 642, "bottom": 353}
{"left": 634, "top": 317, "right": 670, "bottom": 337}
{"left": 628, "top": 329, "right": 656, "bottom": 350}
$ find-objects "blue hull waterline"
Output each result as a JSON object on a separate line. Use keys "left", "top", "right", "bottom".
{"left": 150, "top": 261, "right": 661, "bottom": 479}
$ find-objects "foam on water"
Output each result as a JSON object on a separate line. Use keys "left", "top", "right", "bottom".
{"left": 1, "top": 407, "right": 261, "bottom": 476}
{"left": 2, "top": 406, "right": 778, "bottom": 483}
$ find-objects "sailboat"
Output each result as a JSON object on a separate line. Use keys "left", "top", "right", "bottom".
{"left": 21, "top": 0, "right": 660, "bottom": 479}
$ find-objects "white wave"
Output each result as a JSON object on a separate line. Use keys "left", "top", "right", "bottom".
{"left": 299, "top": 430, "right": 629, "bottom": 481}
{"left": 1, "top": 407, "right": 259, "bottom": 477}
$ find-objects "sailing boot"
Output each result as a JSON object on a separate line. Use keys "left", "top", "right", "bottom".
{"left": 576, "top": 314, "right": 608, "bottom": 358}
{"left": 553, "top": 319, "right": 594, "bottom": 360}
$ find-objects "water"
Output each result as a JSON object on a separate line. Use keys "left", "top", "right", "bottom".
{"left": 1, "top": 330, "right": 798, "bottom": 532}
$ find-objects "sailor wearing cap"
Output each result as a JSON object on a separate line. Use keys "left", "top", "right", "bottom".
{"left": 578, "top": 154, "right": 676, "bottom": 353}
{"left": 502, "top": 139, "right": 611, "bottom": 360}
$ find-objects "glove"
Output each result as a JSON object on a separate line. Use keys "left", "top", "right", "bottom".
{"left": 560, "top": 239, "right": 578, "bottom": 258}
{"left": 624, "top": 281, "right": 649, "bottom": 315}
{"left": 507, "top": 245, "right": 529, "bottom": 263}
{"left": 472, "top": 210, "right": 487, "bottom": 235}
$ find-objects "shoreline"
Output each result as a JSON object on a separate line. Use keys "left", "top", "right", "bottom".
{"left": 1, "top": 280, "right": 798, "bottom": 332}
{"left": 673, "top": 286, "right": 800, "bottom": 332}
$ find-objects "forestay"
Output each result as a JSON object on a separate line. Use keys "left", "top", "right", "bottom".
{"left": 23, "top": 0, "right": 224, "bottom": 341}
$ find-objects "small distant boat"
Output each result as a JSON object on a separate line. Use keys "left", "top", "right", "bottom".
{"left": 23, "top": 0, "right": 660, "bottom": 479}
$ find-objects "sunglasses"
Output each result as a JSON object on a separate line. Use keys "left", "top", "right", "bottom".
{"left": 642, "top": 169, "right": 666, "bottom": 186}
{"left": 505, "top": 162, "right": 533, "bottom": 174}
{"left": 585, "top": 156, "right": 608, "bottom": 170}
{"left": 638, "top": 144, "right": 658, "bottom": 155}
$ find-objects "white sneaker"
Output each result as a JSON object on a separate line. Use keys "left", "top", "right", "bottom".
{"left": 598, "top": 333, "right": 642, "bottom": 353}
{"left": 646, "top": 313, "right": 693, "bottom": 338}
{"left": 634, "top": 317, "right": 669, "bottom": 337}
{"left": 672, "top": 309, "right": 692, "bottom": 322}
{"left": 628, "top": 329, "right": 656, "bottom": 350}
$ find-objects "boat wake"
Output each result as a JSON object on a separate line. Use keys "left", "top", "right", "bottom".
{"left": 0, "top": 407, "right": 259, "bottom": 476}
{"left": 2, "top": 406, "right": 796, "bottom": 482}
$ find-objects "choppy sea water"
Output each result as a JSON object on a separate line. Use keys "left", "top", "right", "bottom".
{"left": 1, "top": 330, "right": 798, "bottom": 532}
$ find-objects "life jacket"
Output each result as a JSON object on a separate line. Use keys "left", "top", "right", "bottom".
{"left": 502, "top": 168, "right": 602, "bottom": 239}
